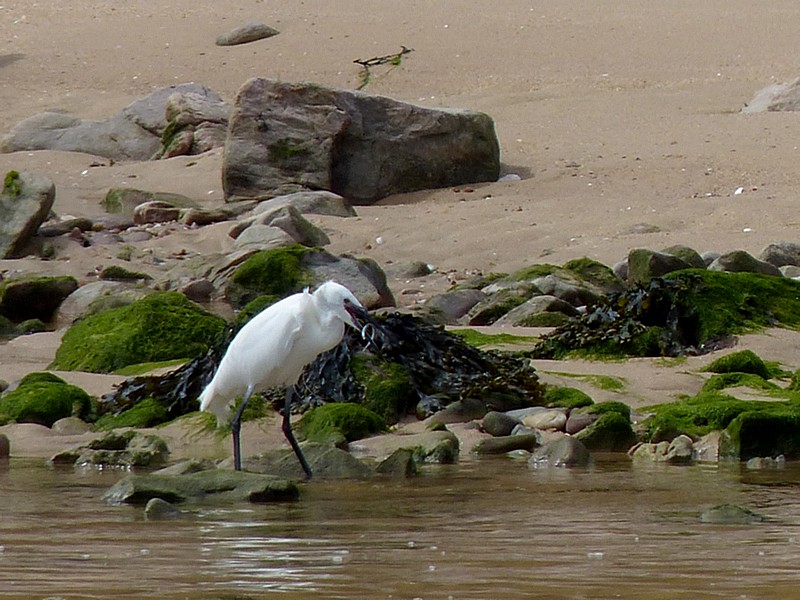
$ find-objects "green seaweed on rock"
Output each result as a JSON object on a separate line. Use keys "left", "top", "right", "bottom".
{"left": 532, "top": 270, "right": 800, "bottom": 359}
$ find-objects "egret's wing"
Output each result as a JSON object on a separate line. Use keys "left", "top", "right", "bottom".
{"left": 220, "top": 293, "right": 309, "bottom": 388}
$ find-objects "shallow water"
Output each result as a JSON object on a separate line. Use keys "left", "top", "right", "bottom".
{"left": 2, "top": 456, "right": 800, "bottom": 599}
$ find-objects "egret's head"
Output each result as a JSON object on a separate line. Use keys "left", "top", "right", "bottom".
{"left": 314, "top": 281, "right": 367, "bottom": 329}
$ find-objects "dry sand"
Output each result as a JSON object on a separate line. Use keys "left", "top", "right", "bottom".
{"left": 2, "top": 0, "right": 800, "bottom": 458}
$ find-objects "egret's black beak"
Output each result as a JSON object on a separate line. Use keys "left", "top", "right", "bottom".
{"left": 344, "top": 299, "right": 370, "bottom": 328}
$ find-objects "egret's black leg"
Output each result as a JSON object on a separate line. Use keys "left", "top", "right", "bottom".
{"left": 231, "top": 384, "right": 254, "bottom": 471}
{"left": 283, "top": 386, "right": 313, "bottom": 480}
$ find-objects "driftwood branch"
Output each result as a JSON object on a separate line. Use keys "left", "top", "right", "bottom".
{"left": 354, "top": 46, "right": 414, "bottom": 90}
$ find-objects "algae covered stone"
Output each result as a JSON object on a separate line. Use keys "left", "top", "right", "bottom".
{"left": 224, "top": 244, "right": 313, "bottom": 308}
{"left": 574, "top": 411, "right": 637, "bottom": 452}
{"left": 702, "top": 349, "right": 771, "bottom": 379}
{"left": 297, "top": 402, "right": 387, "bottom": 444}
{"left": 50, "top": 291, "right": 226, "bottom": 373}
{"left": 533, "top": 270, "right": 800, "bottom": 359}
{"left": 351, "top": 355, "right": 416, "bottom": 423}
{"left": 543, "top": 386, "right": 594, "bottom": 410}
{"left": 0, "top": 372, "right": 92, "bottom": 426}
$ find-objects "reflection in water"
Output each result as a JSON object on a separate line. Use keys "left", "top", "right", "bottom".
{"left": 2, "top": 457, "right": 800, "bottom": 599}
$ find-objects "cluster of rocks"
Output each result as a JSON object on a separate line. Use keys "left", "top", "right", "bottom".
{"left": 417, "top": 241, "right": 800, "bottom": 327}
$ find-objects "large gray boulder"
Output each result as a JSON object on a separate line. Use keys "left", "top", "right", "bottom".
{"left": 2, "top": 83, "right": 220, "bottom": 161}
{"left": 223, "top": 78, "right": 501, "bottom": 204}
{"left": 0, "top": 171, "right": 55, "bottom": 258}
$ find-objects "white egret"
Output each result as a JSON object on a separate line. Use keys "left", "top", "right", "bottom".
{"left": 199, "top": 281, "right": 369, "bottom": 478}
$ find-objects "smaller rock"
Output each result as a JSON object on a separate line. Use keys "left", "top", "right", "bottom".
{"left": 51, "top": 417, "right": 92, "bottom": 435}
{"left": 376, "top": 448, "right": 418, "bottom": 478}
{"left": 522, "top": 409, "right": 567, "bottom": 431}
{"left": 627, "top": 248, "right": 692, "bottom": 284}
{"left": 104, "top": 469, "right": 299, "bottom": 504}
{"left": 252, "top": 190, "right": 357, "bottom": 218}
{"left": 428, "top": 398, "right": 487, "bottom": 424}
{"left": 565, "top": 411, "right": 596, "bottom": 435}
{"left": 180, "top": 279, "right": 215, "bottom": 303}
{"left": 708, "top": 250, "right": 782, "bottom": 277}
{"left": 216, "top": 22, "right": 280, "bottom": 46}
{"left": 473, "top": 432, "right": 540, "bottom": 455}
{"left": 38, "top": 217, "right": 94, "bottom": 237}
{"left": 422, "top": 289, "right": 487, "bottom": 324}
{"left": 665, "top": 434, "right": 694, "bottom": 464}
{"left": 494, "top": 294, "right": 578, "bottom": 327}
{"left": 745, "top": 455, "right": 786, "bottom": 470}
{"left": 144, "top": 497, "right": 182, "bottom": 520}
{"left": 180, "top": 207, "right": 231, "bottom": 227}
{"left": 133, "top": 201, "right": 182, "bottom": 225}
{"left": 0, "top": 433, "right": 10, "bottom": 459}
{"left": 233, "top": 224, "right": 295, "bottom": 249}
{"left": 481, "top": 411, "right": 521, "bottom": 437}
{"left": 700, "top": 504, "right": 765, "bottom": 524}
{"left": 759, "top": 241, "right": 800, "bottom": 268}
{"left": 529, "top": 437, "right": 591, "bottom": 468}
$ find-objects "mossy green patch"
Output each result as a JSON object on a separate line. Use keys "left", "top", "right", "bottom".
{"left": 727, "top": 409, "right": 800, "bottom": 460}
{"left": 0, "top": 372, "right": 91, "bottom": 427}
{"left": 450, "top": 329, "right": 535, "bottom": 348}
{"left": 575, "top": 411, "right": 636, "bottom": 451}
{"left": 297, "top": 402, "right": 387, "bottom": 443}
{"left": 113, "top": 358, "right": 189, "bottom": 377}
{"left": 268, "top": 139, "right": 311, "bottom": 162}
{"left": 3, "top": 170, "right": 21, "bottom": 196}
{"left": 586, "top": 400, "right": 632, "bottom": 420}
{"left": 547, "top": 371, "right": 627, "bottom": 392}
{"left": 543, "top": 386, "right": 594, "bottom": 409}
{"left": 234, "top": 294, "right": 281, "bottom": 327}
{"left": 702, "top": 349, "right": 771, "bottom": 379}
{"left": 533, "top": 270, "right": 800, "bottom": 359}
{"left": 640, "top": 392, "right": 794, "bottom": 443}
{"left": 562, "top": 257, "right": 624, "bottom": 292}
{"left": 95, "top": 397, "right": 168, "bottom": 430}
{"left": 100, "top": 265, "right": 152, "bottom": 281}
{"left": 50, "top": 291, "right": 226, "bottom": 373}
{"left": 517, "top": 312, "right": 571, "bottom": 327}
{"left": 351, "top": 355, "right": 416, "bottom": 423}
{"left": 701, "top": 372, "right": 781, "bottom": 394}
{"left": 225, "top": 245, "right": 313, "bottom": 308}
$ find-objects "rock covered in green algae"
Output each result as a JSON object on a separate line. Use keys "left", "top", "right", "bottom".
{"left": 532, "top": 270, "right": 800, "bottom": 359}
{"left": 103, "top": 469, "right": 299, "bottom": 505}
{"left": 701, "top": 349, "right": 772, "bottom": 379}
{"left": 0, "top": 372, "right": 92, "bottom": 427}
{"left": 296, "top": 402, "right": 387, "bottom": 444}
{"left": 50, "top": 291, "right": 226, "bottom": 373}
{"left": 574, "top": 411, "right": 637, "bottom": 452}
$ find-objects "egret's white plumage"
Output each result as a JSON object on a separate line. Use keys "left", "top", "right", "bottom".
{"left": 198, "top": 281, "right": 365, "bottom": 475}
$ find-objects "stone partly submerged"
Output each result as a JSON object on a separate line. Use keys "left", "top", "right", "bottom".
{"left": 103, "top": 469, "right": 300, "bottom": 505}
{"left": 223, "top": 78, "right": 501, "bottom": 204}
